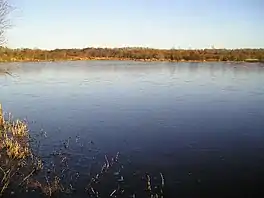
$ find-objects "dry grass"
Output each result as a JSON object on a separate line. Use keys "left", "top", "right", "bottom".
{"left": 0, "top": 111, "right": 67, "bottom": 197}
{"left": 0, "top": 113, "right": 36, "bottom": 196}
{"left": 27, "top": 176, "right": 64, "bottom": 197}
{"left": 0, "top": 114, "right": 30, "bottom": 160}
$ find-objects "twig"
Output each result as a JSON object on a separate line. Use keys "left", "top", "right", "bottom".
{"left": 45, "top": 176, "right": 52, "bottom": 197}
{"left": 4, "top": 71, "right": 13, "bottom": 77}
{"left": 160, "top": 172, "right": 165, "bottom": 197}
{"left": 19, "top": 168, "right": 36, "bottom": 186}
{"left": 0, "top": 168, "right": 11, "bottom": 195}
{"left": 146, "top": 174, "right": 151, "bottom": 192}
{"left": 160, "top": 173, "right": 165, "bottom": 188}
{"left": 105, "top": 155, "right": 110, "bottom": 169}
{"left": 110, "top": 189, "right": 117, "bottom": 197}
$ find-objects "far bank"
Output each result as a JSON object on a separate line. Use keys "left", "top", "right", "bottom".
{"left": 0, "top": 47, "right": 264, "bottom": 63}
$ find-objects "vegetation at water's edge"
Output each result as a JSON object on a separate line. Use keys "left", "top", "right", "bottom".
{"left": 0, "top": 108, "right": 165, "bottom": 198}
{"left": 0, "top": 47, "right": 264, "bottom": 62}
{"left": 0, "top": 112, "right": 44, "bottom": 196}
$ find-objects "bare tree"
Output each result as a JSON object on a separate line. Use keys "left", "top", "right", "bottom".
{"left": 0, "top": 0, "right": 12, "bottom": 46}
{"left": 0, "top": 0, "right": 13, "bottom": 114}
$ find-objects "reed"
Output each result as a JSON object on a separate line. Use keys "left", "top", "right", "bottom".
{"left": 0, "top": 113, "right": 30, "bottom": 160}
{"left": 0, "top": 107, "right": 39, "bottom": 196}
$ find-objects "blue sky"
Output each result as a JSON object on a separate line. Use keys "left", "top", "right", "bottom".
{"left": 6, "top": 0, "right": 264, "bottom": 49}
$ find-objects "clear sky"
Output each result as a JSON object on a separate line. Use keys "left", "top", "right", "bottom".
{"left": 6, "top": 0, "right": 264, "bottom": 49}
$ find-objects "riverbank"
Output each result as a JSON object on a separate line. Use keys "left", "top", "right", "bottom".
{"left": 0, "top": 106, "right": 40, "bottom": 196}
{"left": 0, "top": 47, "right": 263, "bottom": 63}
{"left": 1, "top": 56, "right": 264, "bottom": 64}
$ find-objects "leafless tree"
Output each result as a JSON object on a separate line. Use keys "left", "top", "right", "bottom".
{"left": 0, "top": 0, "right": 12, "bottom": 46}
{"left": 0, "top": 0, "right": 13, "bottom": 111}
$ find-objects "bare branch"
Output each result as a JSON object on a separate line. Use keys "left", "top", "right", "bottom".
{"left": 0, "top": 0, "right": 12, "bottom": 46}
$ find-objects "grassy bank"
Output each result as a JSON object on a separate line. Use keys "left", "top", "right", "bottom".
{"left": 0, "top": 47, "right": 264, "bottom": 63}
{"left": 0, "top": 109, "right": 43, "bottom": 196}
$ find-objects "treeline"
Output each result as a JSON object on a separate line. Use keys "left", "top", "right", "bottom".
{"left": 0, "top": 47, "right": 264, "bottom": 62}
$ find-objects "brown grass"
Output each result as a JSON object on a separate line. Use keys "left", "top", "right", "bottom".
{"left": 0, "top": 111, "right": 67, "bottom": 197}
{"left": 0, "top": 113, "right": 37, "bottom": 196}
{"left": 0, "top": 114, "right": 30, "bottom": 159}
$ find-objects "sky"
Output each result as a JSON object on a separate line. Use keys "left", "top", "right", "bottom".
{"left": 5, "top": 0, "right": 264, "bottom": 49}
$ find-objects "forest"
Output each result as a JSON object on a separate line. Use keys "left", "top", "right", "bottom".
{"left": 0, "top": 47, "right": 264, "bottom": 62}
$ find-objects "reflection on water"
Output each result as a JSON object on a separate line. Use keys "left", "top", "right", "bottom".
{"left": 1, "top": 61, "right": 264, "bottom": 197}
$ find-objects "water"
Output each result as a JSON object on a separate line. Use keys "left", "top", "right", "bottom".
{"left": 1, "top": 61, "right": 264, "bottom": 197}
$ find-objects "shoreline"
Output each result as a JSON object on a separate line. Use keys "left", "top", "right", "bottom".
{"left": 0, "top": 57, "right": 263, "bottom": 64}
{"left": 1, "top": 47, "right": 263, "bottom": 64}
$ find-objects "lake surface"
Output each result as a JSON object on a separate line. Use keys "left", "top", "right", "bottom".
{"left": 1, "top": 61, "right": 264, "bottom": 197}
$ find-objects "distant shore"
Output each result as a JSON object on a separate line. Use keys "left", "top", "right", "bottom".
{"left": 0, "top": 57, "right": 263, "bottom": 64}
{"left": 0, "top": 47, "right": 263, "bottom": 63}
